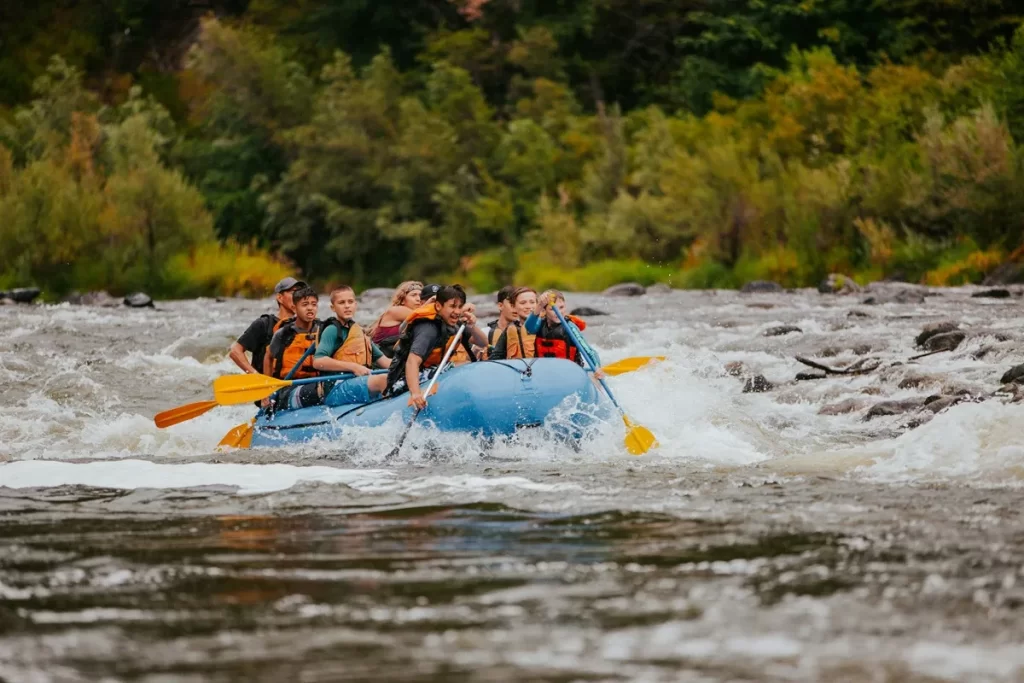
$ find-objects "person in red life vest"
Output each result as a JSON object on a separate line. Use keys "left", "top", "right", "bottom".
{"left": 384, "top": 284, "right": 489, "bottom": 409}
{"left": 490, "top": 287, "right": 538, "bottom": 360}
{"left": 228, "top": 276, "right": 305, "bottom": 375}
{"left": 523, "top": 289, "right": 602, "bottom": 374}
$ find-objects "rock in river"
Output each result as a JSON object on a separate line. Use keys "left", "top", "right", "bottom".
{"left": 123, "top": 292, "right": 154, "bottom": 308}
{"left": 1000, "top": 363, "right": 1024, "bottom": 385}
{"left": 743, "top": 374, "right": 774, "bottom": 393}
{"left": 923, "top": 331, "right": 966, "bottom": 353}
{"left": 602, "top": 282, "right": 646, "bottom": 297}
{"left": 2, "top": 287, "right": 41, "bottom": 304}
{"left": 818, "top": 274, "right": 862, "bottom": 295}
{"left": 971, "top": 288, "right": 1012, "bottom": 299}
{"left": 764, "top": 325, "right": 803, "bottom": 337}
{"left": 741, "top": 280, "right": 784, "bottom": 294}
{"left": 915, "top": 321, "right": 959, "bottom": 347}
{"left": 570, "top": 306, "right": 608, "bottom": 317}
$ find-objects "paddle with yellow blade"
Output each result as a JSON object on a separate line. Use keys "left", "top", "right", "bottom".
{"left": 599, "top": 356, "right": 666, "bottom": 377}
{"left": 212, "top": 370, "right": 388, "bottom": 406}
{"left": 550, "top": 300, "right": 657, "bottom": 455}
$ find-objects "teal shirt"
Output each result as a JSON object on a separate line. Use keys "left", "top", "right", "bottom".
{"left": 314, "top": 321, "right": 384, "bottom": 367}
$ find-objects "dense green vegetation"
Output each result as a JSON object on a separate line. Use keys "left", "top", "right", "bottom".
{"left": 2, "top": 1, "right": 1024, "bottom": 295}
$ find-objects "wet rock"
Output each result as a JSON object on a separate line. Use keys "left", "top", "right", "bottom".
{"left": 743, "top": 374, "right": 774, "bottom": 393}
{"left": 764, "top": 325, "right": 803, "bottom": 337}
{"left": 864, "top": 397, "right": 927, "bottom": 421}
{"left": 923, "top": 331, "right": 966, "bottom": 353}
{"left": 972, "top": 288, "right": 1011, "bottom": 299}
{"left": 818, "top": 274, "right": 862, "bottom": 295}
{"left": 570, "top": 306, "right": 608, "bottom": 317}
{"left": 3, "top": 287, "right": 41, "bottom": 304}
{"left": 63, "top": 290, "right": 121, "bottom": 307}
{"left": 923, "top": 395, "right": 961, "bottom": 414}
{"left": 819, "top": 398, "right": 869, "bottom": 415}
{"left": 603, "top": 282, "right": 646, "bottom": 297}
{"left": 796, "top": 372, "right": 827, "bottom": 381}
{"left": 1000, "top": 363, "right": 1024, "bottom": 385}
{"left": 898, "top": 372, "right": 941, "bottom": 390}
{"left": 724, "top": 361, "right": 748, "bottom": 377}
{"left": 359, "top": 287, "right": 394, "bottom": 299}
{"left": 741, "top": 280, "right": 784, "bottom": 294}
{"left": 123, "top": 292, "right": 154, "bottom": 308}
{"left": 746, "top": 302, "right": 776, "bottom": 309}
{"left": 915, "top": 321, "right": 959, "bottom": 347}
{"left": 847, "top": 309, "right": 871, "bottom": 318}
{"left": 861, "top": 283, "right": 927, "bottom": 305}
{"left": 646, "top": 283, "right": 673, "bottom": 295}
{"left": 0, "top": 297, "right": 15, "bottom": 306}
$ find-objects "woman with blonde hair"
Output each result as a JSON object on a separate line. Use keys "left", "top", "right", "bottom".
{"left": 368, "top": 281, "right": 423, "bottom": 357}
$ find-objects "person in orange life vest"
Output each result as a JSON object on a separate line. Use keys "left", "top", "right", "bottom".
{"left": 524, "top": 289, "right": 603, "bottom": 374}
{"left": 476, "top": 285, "right": 516, "bottom": 360}
{"left": 384, "top": 284, "right": 489, "bottom": 409}
{"left": 308, "top": 286, "right": 392, "bottom": 404}
{"left": 229, "top": 276, "right": 305, "bottom": 375}
{"left": 490, "top": 287, "right": 538, "bottom": 360}
{"left": 264, "top": 286, "right": 320, "bottom": 378}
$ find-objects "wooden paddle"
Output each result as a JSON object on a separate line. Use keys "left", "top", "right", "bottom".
{"left": 550, "top": 300, "right": 657, "bottom": 455}
{"left": 600, "top": 356, "right": 666, "bottom": 377}
{"left": 154, "top": 400, "right": 220, "bottom": 429}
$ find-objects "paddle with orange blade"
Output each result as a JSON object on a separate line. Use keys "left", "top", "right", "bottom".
{"left": 154, "top": 400, "right": 219, "bottom": 429}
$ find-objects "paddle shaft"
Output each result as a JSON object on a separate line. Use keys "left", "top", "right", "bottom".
{"left": 387, "top": 324, "right": 466, "bottom": 459}
{"left": 550, "top": 304, "right": 625, "bottom": 413}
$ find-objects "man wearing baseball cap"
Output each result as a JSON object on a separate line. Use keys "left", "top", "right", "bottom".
{"left": 228, "top": 276, "right": 308, "bottom": 374}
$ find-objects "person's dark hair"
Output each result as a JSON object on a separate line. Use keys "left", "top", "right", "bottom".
{"left": 496, "top": 285, "right": 516, "bottom": 304}
{"left": 292, "top": 286, "right": 319, "bottom": 304}
{"left": 436, "top": 284, "right": 467, "bottom": 306}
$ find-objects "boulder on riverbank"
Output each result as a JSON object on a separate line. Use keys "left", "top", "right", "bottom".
{"left": 741, "top": 280, "right": 784, "bottom": 293}
{"left": 602, "top": 282, "right": 646, "bottom": 297}
{"left": 124, "top": 292, "right": 154, "bottom": 308}
{"left": 818, "top": 274, "right": 862, "bottom": 295}
{"left": 1, "top": 287, "right": 42, "bottom": 304}
{"left": 570, "top": 306, "right": 608, "bottom": 317}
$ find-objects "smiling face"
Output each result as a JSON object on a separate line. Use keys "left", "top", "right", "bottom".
{"left": 436, "top": 298, "right": 463, "bottom": 326}
{"left": 330, "top": 288, "right": 357, "bottom": 322}
{"left": 513, "top": 290, "right": 537, "bottom": 322}
{"left": 295, "top": 296, "right": 319, "bottom": 325}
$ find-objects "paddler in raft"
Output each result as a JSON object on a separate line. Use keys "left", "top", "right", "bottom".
{"left": 310, "top": 286, "right": 391, "bottom": 402}
{"left": 489, "top": 286, "right": 538, "bottom": 360}
{"left": 524, "top": 289, "right": 602, "bottom": 373}
{"left": 384, "top": 284, "right": 489, "bottom": 409}
{"left": 477, "top": 285, "right": 516, "bottom": 359}
{"left": 228, "top": 276, "right": 305, "bottom": 375}
{"left": 263, "top": 286, "right": 322, "bottom": 410}
{"left": 367, "top": 281, "right": 422, "bottom": 358}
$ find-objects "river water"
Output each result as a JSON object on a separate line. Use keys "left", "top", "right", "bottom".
{"left": 2, "top": 286, "right": 1024, "bottom": 682}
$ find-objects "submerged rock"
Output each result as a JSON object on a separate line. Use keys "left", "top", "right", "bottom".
{"left": 923, "top": 331, "right": 966, "bottom": 353}
{"left": 723, "top": 361, "right": 748, "bottom": 377}
{"left": 819, "top": 398, "right": 870, "bottom": 415}
{"left": 971, "top": 288, "right": 1011, "bottom": 299}
{"left": 123, "top": 292, "right": 154, "bottom": 308}
{"left": 923, "top": 395, "right": 961, "bottom": 414}
{"left": 570, "top": 306, "right": 608, "bottom": 317}
{"left": 741, "top": 280, "right": 784, "bottom": 294}
{"left": 864, "top": 397, "right": 927, "bottom": 421}
{"left": 915, "top": 321, "right": 959, "bottom": 347}
{"left": 743, "top": 374, "right": 774, "bottom": 393}
{"left": 764, "top": 325, "right": 803, "bottom": 337}
{"left": 602, "top": 282, "right": 646, "bottom": 297}
{"left": 1000, "top": 363, "right": 1024, "bottom": 385}
{"left": 818, "top": 274, "right": 862, "bottom": 295}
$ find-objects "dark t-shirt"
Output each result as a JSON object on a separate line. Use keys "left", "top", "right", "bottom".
{"left": 236, "top": 315, "right": 279, "bottom": 373}
{"left": 408, "top": 322, "right": 471, "bottom": 360}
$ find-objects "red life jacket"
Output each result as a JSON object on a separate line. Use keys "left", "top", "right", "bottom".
{"left": 534, "top": 316, "right": 586, "bottom": 360}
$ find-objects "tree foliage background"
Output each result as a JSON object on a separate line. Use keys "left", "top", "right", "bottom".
{"left": 2, "top": 0, "right": 1024, "bottom": 295}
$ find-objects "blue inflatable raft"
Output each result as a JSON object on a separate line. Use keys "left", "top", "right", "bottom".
{"left": 249, "top": 358, "right": 611, "bottom": 447}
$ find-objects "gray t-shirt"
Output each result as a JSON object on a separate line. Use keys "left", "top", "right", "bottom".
{"left": 408, "top": 322, "right": 470, "bottom": 360}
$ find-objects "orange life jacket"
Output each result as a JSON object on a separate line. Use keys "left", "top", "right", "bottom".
{"left": 504, "top": 323, "right": 537, "bottom": 359}
{"left": 535, "top": 315, "right": 586, "bottom": 361}
{"left": 399, "top": 304, "right": 463, "bottom": 369}
{"left": 322, "top": 319, "right": 373, "bottom": 368}
{"left": 271, "top": 323, "right": 319, "bottom": 379}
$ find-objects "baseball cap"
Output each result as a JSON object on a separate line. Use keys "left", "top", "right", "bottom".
{"left": 421, "top": 283, "right": 443, "bottom": 301}
{"left": 273, "top": 277, "right": 307, "bottom": 294}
